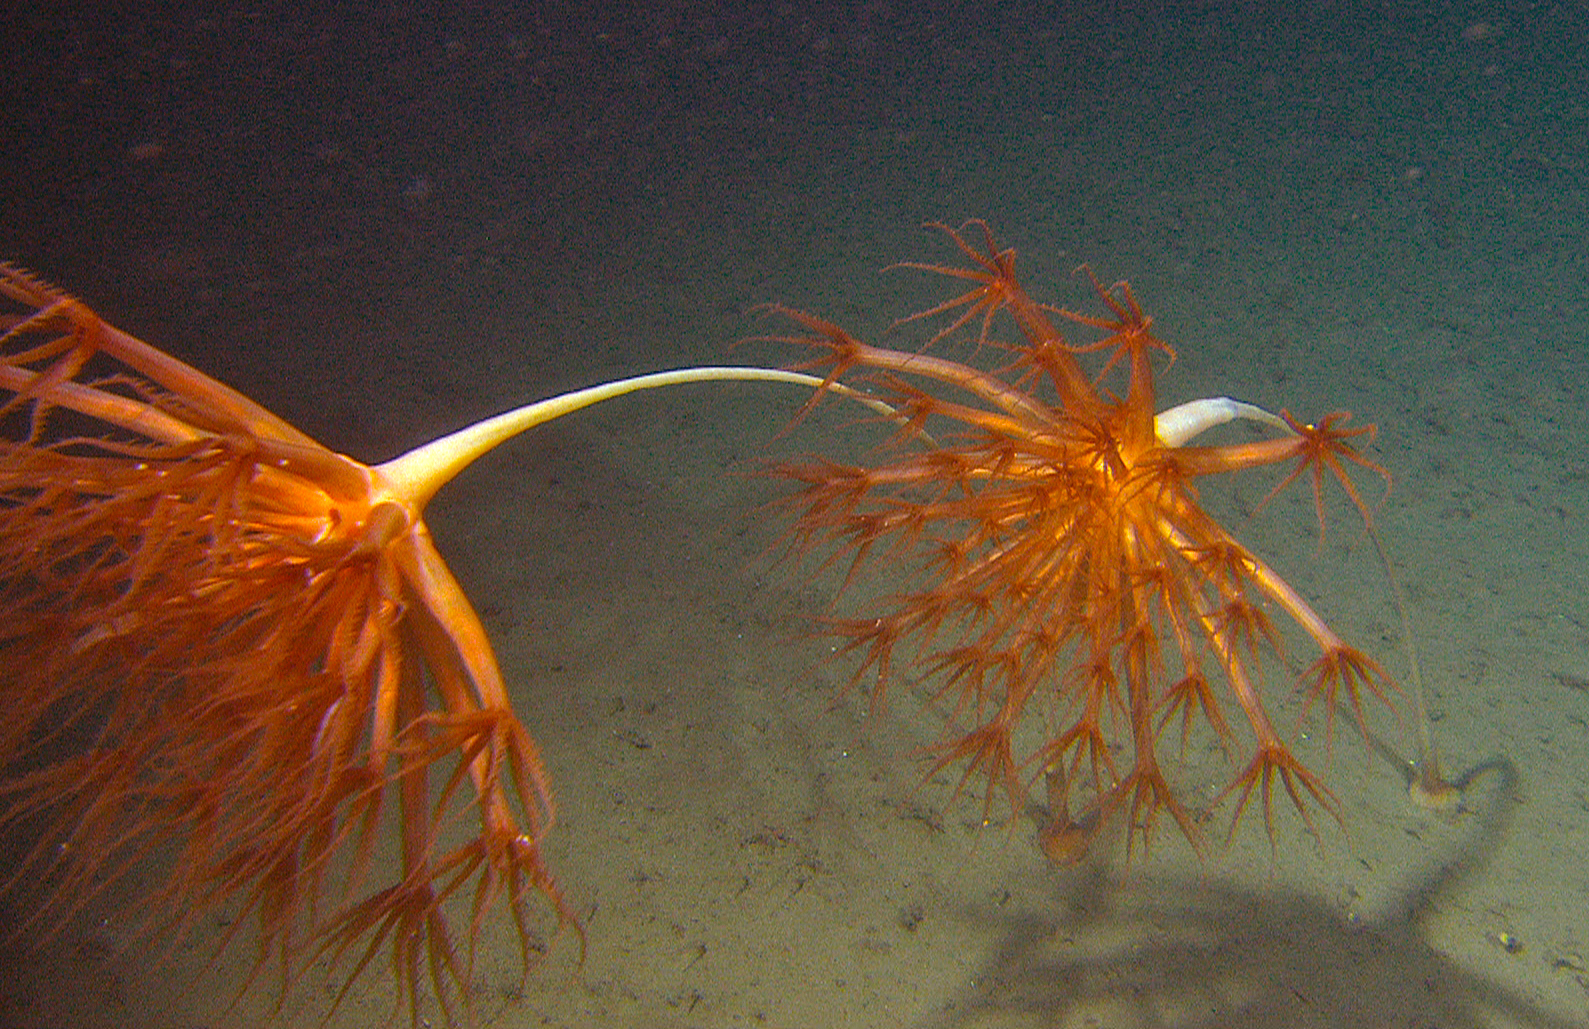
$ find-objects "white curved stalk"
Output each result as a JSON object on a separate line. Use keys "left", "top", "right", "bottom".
{"left": 1155, "top": 396, "right": 1290, "bottom": 447}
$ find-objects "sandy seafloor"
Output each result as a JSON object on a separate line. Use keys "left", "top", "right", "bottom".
{"left": 2, "top": 3, "right": 1588, "bottom": 1027}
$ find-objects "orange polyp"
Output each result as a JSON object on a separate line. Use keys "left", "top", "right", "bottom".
{"left": 0, "top": 269, "right": 571, "bottom": 1024}
{"left": 773, "top": 221, "right": 1401, "bottom": 858}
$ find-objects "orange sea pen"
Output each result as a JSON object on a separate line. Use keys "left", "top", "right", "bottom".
{"left": 767, "top": 222, "right": 1411, "bottom": 862}
{"left": 0, "top": 263, "right": 832, "bottom": 1021}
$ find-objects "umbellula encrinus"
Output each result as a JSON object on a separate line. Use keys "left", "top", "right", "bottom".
{"left": 0, "top": 263, "right": 831, "bottom": 1021}
{"left": 767, "top": 221, "right": 1454, "bottom": 862}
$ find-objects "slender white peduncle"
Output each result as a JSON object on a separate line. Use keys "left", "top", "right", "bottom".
{"left": 374, "top": 367, "right": 836, "bottom": 512}
{"left": 1155, "top": 396, "right": 1290, "bottom": 447}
